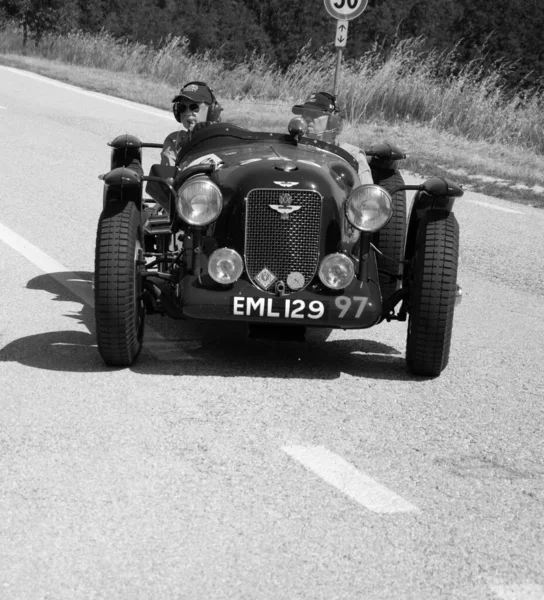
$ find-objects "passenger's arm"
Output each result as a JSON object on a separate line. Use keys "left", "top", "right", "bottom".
{"left": 356, "top": 150, "right": 373, "bottom": 185}
{"left": 340, "top": 141, "right": 373, "bottom": 185}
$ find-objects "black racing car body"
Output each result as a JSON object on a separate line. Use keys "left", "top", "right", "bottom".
{"left": 95, "top": 120, "right": 464, "bottom": 376}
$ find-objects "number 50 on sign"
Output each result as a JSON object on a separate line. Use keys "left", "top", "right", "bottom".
{"left": 323, "top": 0, "right": 368, "bottom": 20}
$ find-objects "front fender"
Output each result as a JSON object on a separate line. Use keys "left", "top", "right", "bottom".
{"left": 366, "top": 142, "right": 406, "bottom": 170}
{"left": 404, "top": 177, "right": 463, "bottom": 265}
{"left": 101, "top": 167, "right": 142, "bottom": 208}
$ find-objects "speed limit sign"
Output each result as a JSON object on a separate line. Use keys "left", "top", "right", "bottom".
{"left": 323, "top": 0, "right": 368, "bottom": 21}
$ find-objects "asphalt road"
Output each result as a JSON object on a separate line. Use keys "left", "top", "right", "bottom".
{"left": 1, "top": 66, "right": 543, "bottom": 600}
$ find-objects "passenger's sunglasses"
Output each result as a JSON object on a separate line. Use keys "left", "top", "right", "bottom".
{"left": 302, "top": 110, "right": 328, "bottom": 120}
{"left": 179, "top": 103, "right": 202, "bottom": 113}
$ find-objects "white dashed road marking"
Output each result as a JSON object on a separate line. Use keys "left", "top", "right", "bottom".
{"left": 0, "top": 221, "right": 77, "bottom": 286}
{"left": 283, "top": 445, "right": 419, "bottom": 513}
{"left": 0, "top": 221, "right": 199, "bottom": 361}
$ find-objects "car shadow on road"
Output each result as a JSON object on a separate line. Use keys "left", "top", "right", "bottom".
{"left": 132, "top": 317, "right": 411, "bottom": 381}
{"left": 1, "top": 271, "right": 413, "bottom": 380}
{"left": 0, "top": 271, "right": 107, "bottom": 373}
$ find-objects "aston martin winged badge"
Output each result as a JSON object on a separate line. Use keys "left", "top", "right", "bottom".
{"left": 269, "top": 193, "right": 302, "bottom": 220}
{"left": 273, "top": 181, "right": 299, "bottom": 188}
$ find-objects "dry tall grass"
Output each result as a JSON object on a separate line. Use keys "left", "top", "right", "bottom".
{"left": 1, "top": 26, "right": 543, "bottom": 154}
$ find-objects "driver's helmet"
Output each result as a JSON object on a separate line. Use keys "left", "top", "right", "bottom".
{"left": 292, "top": 91, "right": 343, "bottom": 144}
{"left": 172, "top": 81, "right": 223, "bottom": 124}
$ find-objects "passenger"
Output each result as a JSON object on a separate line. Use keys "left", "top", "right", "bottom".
{"left": 161, "top": 81, "right": 223, "bottom": 167}
{"left": 292, "top": 91, "right": 373, "bottom": 185}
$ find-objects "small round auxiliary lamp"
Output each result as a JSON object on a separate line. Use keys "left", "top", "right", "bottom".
{"left": 288, "top": 116, "right": 308, "bottom": 141}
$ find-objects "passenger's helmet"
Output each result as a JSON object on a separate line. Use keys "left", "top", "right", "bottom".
{"left": 292, "top": 91, "right": 343, "bottom": 142}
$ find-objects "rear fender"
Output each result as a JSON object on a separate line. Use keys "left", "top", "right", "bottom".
{"left": 109, "top": 134, "right": 143, "bottom": 170}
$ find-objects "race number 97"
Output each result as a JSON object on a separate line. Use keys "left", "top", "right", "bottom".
{"left": 323, "top": 0, "right": 368, "bottom": 20}
{"left": 334, "top": 296, "right": 368, "bottom": 319}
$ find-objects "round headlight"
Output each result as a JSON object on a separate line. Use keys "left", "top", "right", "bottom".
{"left": 175, "top": 175, "right": 222, "bottom": 226}
{"left": 345, "top": 185, "right": 393, "bottom": 232}
{"left": 208, "top": 248, "right": 244, "bottom": 284}
{"left": 318, "top": 253, "right": 355, "bottom": 290}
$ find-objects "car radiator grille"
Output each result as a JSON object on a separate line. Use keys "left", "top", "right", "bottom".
{"left": 245, "top": 189, "right": 322, "bottom": 294}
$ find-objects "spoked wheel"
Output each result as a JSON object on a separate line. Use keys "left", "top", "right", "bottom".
{"left": 405, "top": 212, "right": 459, "bottom": 377}
{"left": 373, "top": 169, "right": 407, "bottom": 301}
{"left": 94, "top": 200, "right": 145, "bottom": 366}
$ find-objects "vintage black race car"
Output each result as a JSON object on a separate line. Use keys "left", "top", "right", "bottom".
{"left": 94, "top": 117, "right": 463, "bottom": 376}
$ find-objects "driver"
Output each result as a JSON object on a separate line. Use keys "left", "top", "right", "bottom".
{"left": 161, "top": 81, "right": 223, "bottom": 166}
{"left": 292, "top": 91, "right": 373, "bottom": 185}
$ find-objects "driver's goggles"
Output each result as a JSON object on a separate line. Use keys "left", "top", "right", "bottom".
{"left": 179, "top": 103, "right": 201, "bottom": 113}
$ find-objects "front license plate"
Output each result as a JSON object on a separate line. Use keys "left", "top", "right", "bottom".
{"left": 232, "top": 297, "right": 326, "bottom": 320}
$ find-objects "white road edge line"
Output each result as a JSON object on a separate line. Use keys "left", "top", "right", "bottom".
{"left": 467, "top": 199, "right": 523, "bottom": 214}
{"left": 283, "top": 445, "right": 419, "bottom": 513}
{"left": 488, "top": 583, "right": 544, "bottom": 600}
{"left": 0, "top": 221, "right": 74, "bottom": 282}
{"left": 0, "top": 65, "right": 172, "bottom": 120}
{"left": 0, "top": 221, "right": 198, "bottom": 361}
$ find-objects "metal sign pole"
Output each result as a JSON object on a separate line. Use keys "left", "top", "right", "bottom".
{"left": 332, "top": 19, "right": 348, "bottom": 99}
{"left": 333, "top": 48, "right": 343, "bottom": 98}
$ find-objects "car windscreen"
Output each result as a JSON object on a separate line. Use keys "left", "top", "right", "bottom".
{"left": 176, "top": 123, "right": 358, "bottom": 173}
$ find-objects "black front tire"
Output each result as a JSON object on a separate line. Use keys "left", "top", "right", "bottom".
{"left": 95, "top": 201, "right": 145, "bottom": 366}
{"left": 373, "top": 169, "right": 407, "bottom": 301}
{"left": 405, "top": 212, "right": 459, "bottom": 377}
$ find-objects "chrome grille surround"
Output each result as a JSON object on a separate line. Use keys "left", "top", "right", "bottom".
{"left": 245, "top": 188, "right": 323, "bottom": 295}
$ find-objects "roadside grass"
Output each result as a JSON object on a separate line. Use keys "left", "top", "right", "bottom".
{"left": 1, "top": 29, "right": 543, "bottom": 208}
{"left": 351, "top": 120, "right": 544, "bottom": 207}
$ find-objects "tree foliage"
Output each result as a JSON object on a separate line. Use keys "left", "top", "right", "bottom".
{"left": 1, "top": 0, "right": 543, "bottom": 88}
{"left": 1, "top": 0, "right": 78, "bottom": 46}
